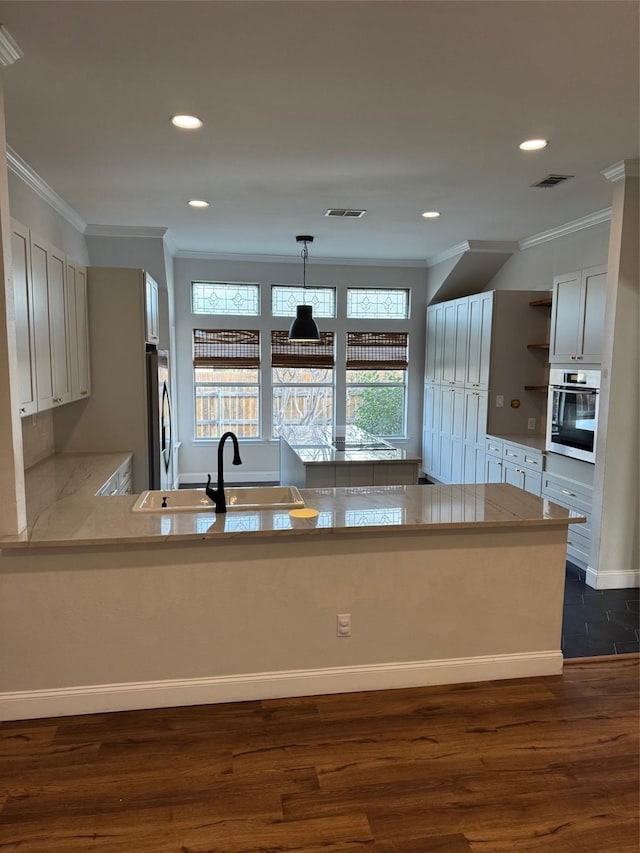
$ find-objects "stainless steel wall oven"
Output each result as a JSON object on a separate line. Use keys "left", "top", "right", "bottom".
{"left": 546, "top": 369, "right": 600, "bottom": 463}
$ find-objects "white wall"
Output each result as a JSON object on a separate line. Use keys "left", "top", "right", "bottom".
{"left": 486, "top": 222, "right": 610, "bottom": 293}
{"left": 8, "top": 171, "right": 89, "bottom": 263}
{"left": 174, "top": 256, "right": 428, "bottom": 481}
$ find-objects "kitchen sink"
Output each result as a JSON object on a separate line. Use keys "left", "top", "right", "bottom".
{"left": 131, "top": 485, "right": 305, "bottom": 513}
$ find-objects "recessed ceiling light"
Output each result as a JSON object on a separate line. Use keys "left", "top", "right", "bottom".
{"left": 171, "top": 114, "right": 203, "bottom": 130}
{"left": 188, "top": 199, "right": 209, "bottom": 208}
{"left": 421, "top": 211, "right": 441, "bottom": 219}
{"left": 519, "top": 138, "right": 548, "bottom": 151}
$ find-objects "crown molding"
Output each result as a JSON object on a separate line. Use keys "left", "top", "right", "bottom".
{"left": 0, "top": 27, "right": 22, "bottom": 67}
{"left": 426, "top": 240, "right": 518, "bottom": 268}
{"left": 519, "top": 208, "right": 612, "bottom": 251}
{"left": 601, "top": 159, "right": 640, "bottom": 183}
{"left": 174, "top": 249, "right": 427, "bottom": 267}
{"left": 7, "top": 147, "right": 86, "bottom": 233}
{"left": 84, "top": 224, "right": 169, "bottom": 239}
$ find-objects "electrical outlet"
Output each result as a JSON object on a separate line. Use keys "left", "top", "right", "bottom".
{"left": 527, "top": 418, "right": 536, "bottom": 430}
{"left": 496, "top": 395, "right": 504, "bottom": 408}
{"left": 337, "top": 613, "right": 351, "bottom": 637}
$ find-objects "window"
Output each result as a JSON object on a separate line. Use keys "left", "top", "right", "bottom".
{"left": 271, "top": 331, "right": 335, "bottom": 436}
{"left": 347, "top": 287, "right": 410, "bottom": 319}
{"left": 345, "top": 332, "right": 409, "bottom": 436}
{"left": 192, "top": 282, "right": 260, "bottom": 315}
{"left": 271, "top": 285, "right": 336, "bottom": 318}
{"left": 193, "top": 329, "right": 260, "bottom": 438}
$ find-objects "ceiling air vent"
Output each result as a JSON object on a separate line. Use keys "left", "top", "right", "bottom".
{"left": 324, "top": 208, "right": 367, "bottom": 218}
{"left": 531, "top": 174, "right": 575, "bottom": 188}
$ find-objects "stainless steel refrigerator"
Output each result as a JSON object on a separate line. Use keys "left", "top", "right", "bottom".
{"left": 146, "top": 347, "right": 173, "bottom": 490}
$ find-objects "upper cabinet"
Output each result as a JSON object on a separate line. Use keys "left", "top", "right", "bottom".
{"left": 549, "top": 265, "right": 607, "bottom": 364}
{"left": 11, "top": 219, "right": 91, "bottom": 417}
{"left": 66, "top": 259, "right": 91, "bottom": 401}
{"left": 11, "top": 220, "right": 37, "bottom": 416}
{"left": 144, "top": 273, "right": 160, "bottom": 345}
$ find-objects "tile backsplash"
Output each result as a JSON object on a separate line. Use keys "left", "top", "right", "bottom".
{"left": 22, "top": 410, "right": 54, "bottom": 470}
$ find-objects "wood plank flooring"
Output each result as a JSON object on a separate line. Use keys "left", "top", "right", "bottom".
{"left": 0, "top": 658, "right": 638, "bottom": 852}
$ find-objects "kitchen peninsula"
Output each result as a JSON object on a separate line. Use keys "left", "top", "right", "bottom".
{"left": 279, "top": 424, "right": 421, "bottom": 487}
{"left": 0, "top": 452, "right": 583, "bottom": 722}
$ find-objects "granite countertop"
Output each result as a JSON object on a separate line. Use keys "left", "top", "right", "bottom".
{"left": 280, "top": 424, "right": 421, "bottom": 465}
{"left": 1, "top": 452, "right": 584, "bottom": 551}
{"left": 488, "top": 434, "right": 547, "bottom": 452}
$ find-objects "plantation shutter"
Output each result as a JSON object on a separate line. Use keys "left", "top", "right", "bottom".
{"left": 193, "top": 329, "right": 260, "bottom": 368}
{"left": 271, "top": 331, "right": 335, "bottom": 369}
{"left": 346, "top": 332, "right": 409, "bottom": 370}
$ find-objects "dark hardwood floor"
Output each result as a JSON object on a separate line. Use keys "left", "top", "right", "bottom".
{"left": 0, "top": 658, "right": 638, "bottom": 852}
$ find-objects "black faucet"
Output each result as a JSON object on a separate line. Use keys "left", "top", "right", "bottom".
{"left": 205, "top": 431, "right": 242, "bottom": 513}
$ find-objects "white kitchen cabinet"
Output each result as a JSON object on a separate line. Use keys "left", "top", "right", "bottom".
{"left": 423, "top": 290, "right": 549, "bottom": 485}
{"left": 29, "top": 234, "right": 71, "bottom": 411}
{"left": 425, "top": 302, "right": 444, "bottom": 383}
{"left": 465, "top": 292, "right": 493, "bottom": 389}
{"left": 66, "top": 259, "right": 91, "bottom": 402}
{"left": 145, "top": 273, "right": 160, "bottom": 345}
{"left": 442, "top": 298, "right": 468, "bottom": 386}
{"left": 483, "top": 436, "right": 544, "bottom": 495}
{"left": 541, "top": 472, "right": 592, "bottom": 567}
{"left": 549, "top": 265, "right": 606, "bottom": 364}
{"left": 11, "top": 220, "right": 38, "bottom": 417}
{"left": 96, "top": 455, "right": 133, "bottom": 496}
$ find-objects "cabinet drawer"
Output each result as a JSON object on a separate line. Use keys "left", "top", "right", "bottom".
{"left": 502, "top": 442, "right": 543, "bottom": 471}
{"left": 541, "top": 473, "right": 592, "bottom": 515}
{"left": 97, "top": 473, "right": 119, "bottom": 497}
{"left": 486, "top": 437, "right": 503, "bottom": 456}
{"left": 567, "top": 525, "right": 591, "bottom": 565}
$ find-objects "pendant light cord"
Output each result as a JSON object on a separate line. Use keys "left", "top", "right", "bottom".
{"left": 301, "top": 240, "right": 308, "bottom": 304}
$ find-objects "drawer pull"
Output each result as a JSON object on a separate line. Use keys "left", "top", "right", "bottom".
{"left": 561, "top": 488, "right": 576, "bottom": 497}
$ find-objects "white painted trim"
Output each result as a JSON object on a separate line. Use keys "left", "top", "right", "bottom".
{"left": 426, "top": 240, "right": 518, "bottom": 268}
{"left": 419, "top": 241, "right": 469, "bottom": 267}
{"left": 0, "top": 26, "right": 22, "bottom": 66}
{"left": 601, "top": 159, "right": 640, "bottom": 183}
{"left": 518, "top": 208, "right": 612, "bottom": 250}
{"left": 175, "top": 249, "right": 427, "bottom": 268}
{"left": 0, "top": 652, "right": 563, "bottom": 721}
{"left": 84, "top": 224, "right": 169, "bottom": 239}
{"left": 6, "top": 147, "right": 86, "bottom": 233}
{"left": 178, "top": 470, "right": 279, "bottom": 485}
{"left": 585, "top": 566, "right": 640, "bottom": 590}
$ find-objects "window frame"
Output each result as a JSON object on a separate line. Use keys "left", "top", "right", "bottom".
{"left": 191, "top": 281, "right": 261, "bottom": 316}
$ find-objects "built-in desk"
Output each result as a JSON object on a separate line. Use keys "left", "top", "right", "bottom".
{"left": 279, "top": 424, "right": 421, "bottom": 488}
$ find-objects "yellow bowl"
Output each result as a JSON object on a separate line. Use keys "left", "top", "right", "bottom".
{"left": 289, "top": 507, "right": 319, "bottom": 527}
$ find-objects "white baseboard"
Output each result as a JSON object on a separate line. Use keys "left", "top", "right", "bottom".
{"left": 178, "top": 471, "right": 279, "bottom": 486}
{"left": 586, "top": 566, "right": 640, "bottom": 590}
{"left": 0, "top": 651, "right": 562, "bottom": 721}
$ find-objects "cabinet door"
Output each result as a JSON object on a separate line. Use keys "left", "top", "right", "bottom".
{"left": 463, "top": 389, "right": 488, "bottom": 446}
{"left": 503, "top": 458, "right": 524, "bottom": 490}
{"left": 425, "top": 304, "right": 444, "bottom": 383}
{"left": 75, "top": 265, "right": 91, "bottom": 398}
{"left": 66, "top": 260, "right": 91, "bottom": 401}
{"left": 48, "top": 246, "right": 71, "bottom": 406}
{"left": 453, "top": 298, "right": 468, "bottom": 385}
{"left": 145, "top": 273, "right": 160, "bottom": 344}
{"left": 549, "top": 271, "right": 581, "bottom": 363}
{"left": 579, "top": 266, "right": 606, "bottom": 362}
{"left": 441, "top": 301, "right": 457, "bottom": 384}
{"left": 466, "top": 292, "right": 493, "bottom": 389}
{"left": 11, "top": 220, "right": 37, "bottom": 416}
{"left": 30, "top": 236, "right": 55, "bottom": 410}
{"left": 450, "top": 438, "right": 464, "bottom": 484}
{"left": 485, "top": 454, "right": 503, "bottom": 484}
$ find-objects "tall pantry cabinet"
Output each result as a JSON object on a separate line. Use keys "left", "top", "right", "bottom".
{"left": 422, "top": 290, "right": 548, "bottom": 484}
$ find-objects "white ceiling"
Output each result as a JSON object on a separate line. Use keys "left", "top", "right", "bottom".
{"left": 0, "top": 0, "right": 637, "bottom": 262}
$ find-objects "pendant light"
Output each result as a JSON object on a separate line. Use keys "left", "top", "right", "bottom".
{"left": 288, "top": 235, "right": 320, "bottom": 342}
